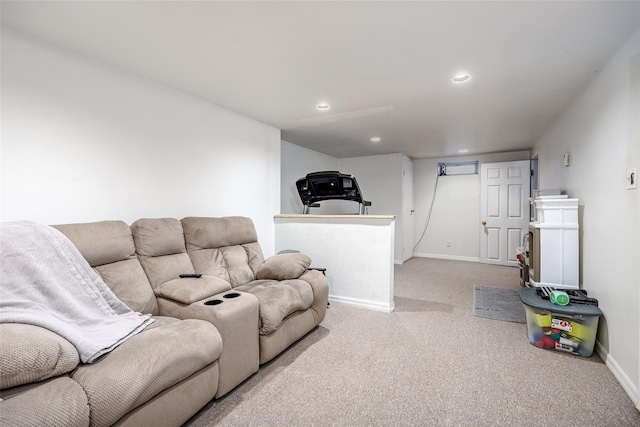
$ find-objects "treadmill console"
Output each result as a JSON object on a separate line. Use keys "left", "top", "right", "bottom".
{"left": 296, "top": 171, "right": 371, "bottom": 214}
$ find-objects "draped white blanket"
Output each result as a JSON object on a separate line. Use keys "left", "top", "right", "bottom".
{"left": 0, "top": 221, "right": 153, "bottom": 363}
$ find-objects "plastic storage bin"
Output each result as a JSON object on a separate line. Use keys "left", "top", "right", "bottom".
{"left": 519, "top": 288, "right": 602, "bottom": 357}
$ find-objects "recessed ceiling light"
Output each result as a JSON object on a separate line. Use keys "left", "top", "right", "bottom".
{"left": 316, "top": 103, "right": 331, "bottom": 111}
{"left": 458, "top": 148, "right": 469, "bottom": 153}
{"left": 452, "top": 74, "right": 471, "bottom": 84}
{"left": 370, "top": 137, "right": 381, "bottom": 142}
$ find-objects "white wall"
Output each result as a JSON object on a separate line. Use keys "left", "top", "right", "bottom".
{"left": 413, "top": 151, "right": 530, "bottom": 260}
{"left": 533, "top": 27, "right": 640, "bottom": 406}
{"left": 1, "top": 29, "right": 281, "bottom": 254}
{"left": 280, "top": 140, "right": 338, "bottom": 214}
{"left": 337, "top": 154, "right": 403, "bottom": 216}
{"left": 280, "top": 144, "right": 406, "bottom": 218}
{"left": 337, "top": 154, "right": 404, "bottom": 258}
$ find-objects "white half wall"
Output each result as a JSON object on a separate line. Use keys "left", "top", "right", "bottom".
{"left": 1, "top": 28, "right": 281, "bottom": 254}
{"left": 275, "top": 214, "right": 396, "bottom": 312}
{"left": 533, "top": 27, "right": 640, "bottom": 406}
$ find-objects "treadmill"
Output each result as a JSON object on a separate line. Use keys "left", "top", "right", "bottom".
{"left": 295, "top": 171, "right": 372, "bottom": 214}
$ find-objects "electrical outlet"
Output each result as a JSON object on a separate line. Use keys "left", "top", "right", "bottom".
{"left": 627, "top": 168, "right": 637, "bottom": 190}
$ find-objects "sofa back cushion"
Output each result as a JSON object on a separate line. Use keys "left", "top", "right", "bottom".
{"left": 181, "top": 217, "right": 264, "bottom": 287}
{"left": 53, "top": 221, "right": 159, "bottom": 315}
{"left": 130, "top": 218, "right": 195, "bottom": 289}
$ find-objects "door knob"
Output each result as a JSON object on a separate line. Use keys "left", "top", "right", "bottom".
{"left": 482, "top": 221, "right": 487, "bottom": 225}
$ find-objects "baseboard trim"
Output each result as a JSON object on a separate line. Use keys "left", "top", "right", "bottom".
{"left": 394, "top": 256, "right": 413, "bottom": 265}
{"left": 328, "top": 295, "right": 394, "bottom": 313}
{"left": 413, "top": 253, "right": 480, "bottom": 263}
{"left": 596, "top": 340, "right": 639, "bottom": 409}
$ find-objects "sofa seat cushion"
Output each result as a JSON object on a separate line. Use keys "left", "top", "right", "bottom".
{"left": 0, "top": 376, "right": 90, "bottom": 427}
{"left": 256, "top": 253, "right": 311, "bottom": 280}
{"left": 0, "top": 323, "right": 79, "bottom": 389}
{"left": 71, "top": 318, "right": 222, "bottom": 427}
{"left": 154, "top": 276, "right": 231, "bottom": 304}
{"left": 236, "top": 280, "right": 314, "bottom": 335}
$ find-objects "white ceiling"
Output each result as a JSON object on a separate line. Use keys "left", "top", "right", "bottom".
{"left": 2, "top": 1, "right": 640, "bottom": 159}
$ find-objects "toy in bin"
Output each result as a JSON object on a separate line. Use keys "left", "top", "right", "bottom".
{"left": 520, "top": 288, "right": 602, "bottom": 357}
{"left": 536, "top": 287, "right": 599, "bottom": 306}
{"left": 549, "top": 290, "right": 570, "bottom": 306}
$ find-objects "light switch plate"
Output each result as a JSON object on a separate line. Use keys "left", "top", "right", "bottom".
{"left": 627, "top": 168, "right": 637, "bottom": 190}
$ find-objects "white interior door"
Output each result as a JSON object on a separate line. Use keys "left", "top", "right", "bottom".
{"left": 480, "top": 160, "right": 530, "bottom": 266}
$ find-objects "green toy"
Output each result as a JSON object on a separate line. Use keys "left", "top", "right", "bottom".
{"left": 550, "top": 290, "right": 570, "bottom": 306}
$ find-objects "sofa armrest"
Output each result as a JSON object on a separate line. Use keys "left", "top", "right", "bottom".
{"left": 0, "top": 323, "right": 80, "bottom": 390}
{"left": 0, "top": 376, "right": 90, "bottom": 427}
{"left": 154, "top": 276, "right": 231, "bottom": 305}
{"left": 255, "top": 253, "right": 311, "bottom": 281}
{"left": 298, "top": 269, "right": 330, "bottom": 322}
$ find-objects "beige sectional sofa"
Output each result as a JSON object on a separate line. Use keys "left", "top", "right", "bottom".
{"left": 0, "top": 216, "right": 329, "bottom": 426}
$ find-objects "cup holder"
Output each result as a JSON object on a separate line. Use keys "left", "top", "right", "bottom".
{"left": 223, "top": 292, "right": 241, "bottom": 299}
{"left": 204, "top": 299, "right": 223, "bottom": 306}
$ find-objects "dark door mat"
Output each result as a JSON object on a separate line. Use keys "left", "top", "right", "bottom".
{"left": 473, "top": 285, "right": 526, "bottom": 323}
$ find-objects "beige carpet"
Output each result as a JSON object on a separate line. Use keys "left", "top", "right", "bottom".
{"left": 185, "top": 258, "right": 640, "bottom": 426}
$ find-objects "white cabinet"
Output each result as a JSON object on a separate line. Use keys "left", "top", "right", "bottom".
{"left": 528, "top": 197, "right": 579, "bottom": 290}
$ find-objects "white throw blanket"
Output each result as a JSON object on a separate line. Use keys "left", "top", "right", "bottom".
{"left": 0, "top": 221, "right": 153, "bottom": 363}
